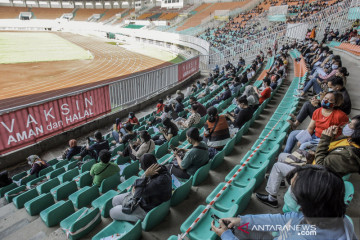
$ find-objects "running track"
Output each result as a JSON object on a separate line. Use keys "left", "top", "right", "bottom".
{"left": 0, "top": 32, "right": 171, "bottom": 110}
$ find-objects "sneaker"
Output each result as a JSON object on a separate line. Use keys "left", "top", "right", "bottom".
{"left": 293, "top": 94, "right": 306, "bottom": 99}
{"left": 256, "top": 193, "right": 278, "bottom": 208}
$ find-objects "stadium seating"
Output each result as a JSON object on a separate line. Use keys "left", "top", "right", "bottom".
{"left": 40, "top": 200, "right": 75, "bottom": 227}
{"left": 92, "top": 220, "right": 142, "bottom": 240}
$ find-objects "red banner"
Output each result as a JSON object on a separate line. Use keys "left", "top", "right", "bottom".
{"left": 178, "top": 57, "right": 200, "bottom": 82}
{"left": 0, "top": 86, "right": 111, "bottom": 155}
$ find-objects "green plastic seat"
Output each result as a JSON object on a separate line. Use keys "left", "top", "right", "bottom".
{"left": 46, "top": 167, "right": 66, "bottom": 179}
{"left": 142, "top": 200, "right": 171, "bottom": 231}
{"left": 155, "top": 142, "right": 169, "bottom": 159}
{"left": 223, "top": 137, "right": 236, "bottom": 156}
{"left": 180, "top": 204, "right": 239, "bottom": 240}
{"left": 0, "top": 182, "right": 18, "bottom": 198}
{"left": 39, "top": 166, "right": 54, "bottom": 177}
{"left": 36, "top": 177, "right": 60, "bottom": 194}
{"left": 68, "top": 185, "right": 100, "bottom": 209}
{"left": 235, "top": 125, "right": 246, "bottom": 144}
{"left": 47, "top": 158, "right": 59, "bottom": 166}
{"left": 57, "top": 168, "right": 79, "bottom": 183}
{"left": 92, "top": 190, "right": 118, "bottom": 218}
{"left": 259, "top": 124, "right": 289, "bottom": 141}
{"left": 252, "top": 133, "right": 286, "bottom": 153}
{"left": 20, "top": 174, "right": 36, "bottom": 186}
{"left": 192, "top": 162, "right": 211, "bottom": 186}
{"left": 51, "top": 180, "right": 78, "bottom": 201}
{"left": 60, "top": 207, "right": 101, "bottom": 240}
{"left": 81, "top": 159, "right": 96, "bottom": 173}
{"left": 73, "top": 171, "right": 92, "bottom": 188}
{"left": 167, "top": 236, "right": 178, "bottom": 240}
{"left": 13, "top": 188, "right": 39, "bottom": 209}
{"left": 210, "top": 150, "right": 225, "bottom": 170}
{"left": 344, "top": 181, "right": 354, "bottom": 206}
{"left": 12, "top": 171, "right": 28, "bottom": 181}
{"left": 92, "top": 220, "right": 142, "bottom": 240}
{"left": 117, "top": 176, "right": 138, "bottom": 193}
{"left": 40, "top": 200, "right": 75, "bottom": 227}
{"left": 158, "top": 153, "right": 174, "bottom": 164}
{"left": 206, "top": 179, "right": 256, "bottom": 214}
{"left": 24, "top": 192, "right": 55, "bottom": 216}
{"left": 121, "top": 160, "right": 139, "bottom": 180}
{"left": 178, "top": 129, "right": 188, "bottom": 142}
{"left": 99, "top": 173, "right": 121, "bottom": 194}
{"left": 64, "top": 161, "right": 78, "bottom": 171}
{"left": 225, "top": 160, "right": 270, "bottom": 189}
{"left": 5, "top": 185, "right": 27, "bottom": 203}
{"left": 54, "top": 160, "right": 69, "bottom": 169}
{"left": 243, "top": 144, "right": 280, "bottom": 168}
{"left": 171, "top": 176, "right": 193, "bottom": 207}
{"left": 342, "top": 174, "right": 351, "bottom": 181}
{"left": 111, "top": 144, "right": 125, "bottom": 157}
{"left": 169, "top": 135, "right": 180, "bottom": 147}
{"left": 26, "top": 175, "right": 47, "bottom": 189}
{"left": 115, "top": 155, "right": 131, "bottom": 165}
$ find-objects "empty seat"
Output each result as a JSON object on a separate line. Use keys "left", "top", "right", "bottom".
{"left": 26, "top": 175, "right": 47, "bottom": 189}
{"left": 39, "top": 166, "right": 54, "bottom": 177}
{"left": 344, "top": 181, "right": 354, "bottom": 206}
{"left": 210, "top": 150, "right": 225, "bottom": 170}
{"left": 81, "top": 159, "right": 96, "bottom": 173}
{"left": 121, "top": 160, "right": 139, "bottom": 180}
{"left": 40, "top": 200, "right": 75, "bottom": 227}
{"left": 73, "top": 171, "right": 92, "bottom": 188}
{"left": 36, "top": 177, "right": 61, "bottom": 194}
{"left": 13, "top": 188, "right": 39, "bottom": 209}
{"left": 64, "top": 161, "right": 78, "bottom": 171}
{"left": 92, "top": 220, "right": 142, "bottom": 240}
{"left": 223, "top": 137, "right": 236, "bottom": 156}
{"left": 51, "top": 180, "right": 78, "bottom": 201}
{"left": 192, "top": 162, "right": 211, "bottom": 186}
{"left": 0, "top": 182, "right": 18, "bottom": 198}
{"left": 99, "top": 173, "right": 121, "bottom": 194}
{"left": 91, "top": 190, "right": 118, "bottom": 218}
{"left": 180, "top": 204, "right": 239, "bottom": 240}
{"left": 47, "top": 158, "right": 59, "bottom": 166}
{"left": 155, "top": 142, "right": 169, "bottom": 159}
{"left": 54, "top": 160, "right": 69, "bottom": 169}
{"left": 12, "top": 171, "right": 28, "bottom": 181}
{"left": 46, "top": 167, "right": 66, "bottom": 179}
{"left": 206, "top": 179, "right": 256, "bottom": 214}
{"left": 5, "top": 185, "right": 27, "bottom": 203}
{"left": 68, "top": 185, "right": 100, "bottom": 209}
{"left": 20, "top": 175, "right": 36, "bottom": 186}
{"left": 57, "top": 168, "right": 79, "bottom": 183}
{"left": 24, "top": 192, "right": 55, "bottom": 216}
{"left": 60, "top": 207, "right": 101, "bottom": 240}
{"left": 142, "top": 200, "right": 171, "bottom": 231}
{"left": 171, "top": 176, "right": 193, "bottom": 206}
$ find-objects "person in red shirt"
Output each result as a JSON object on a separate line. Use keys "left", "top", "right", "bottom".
{"left": 125, "top": 112, "right": 139, "bottom": 126}
{"left": 156, "top": 99, "right": 165, "bottom": 114}
{"left": 255, "top": 78, "right": 272, "bottom": 105}
{"left": 284, "top": 92, "right": 348, "bottom": 153}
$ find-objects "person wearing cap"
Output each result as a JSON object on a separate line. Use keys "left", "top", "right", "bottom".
{"left": 74, "top": 131, "right": 109, "bottom": 161}
{"left": 63, "top": 139, "right": 82, "bottom": 160}
{"left": 90, "top": 149, "right": 120, "bottom": 186}
{"left": 110, "top": 153, "right": 172, "bottom": 222}
{"left": 168, "top": 127, "right": 209, "bottom": 179}
{"left": 24, "top": 155, "right": 49, "bottom": 178}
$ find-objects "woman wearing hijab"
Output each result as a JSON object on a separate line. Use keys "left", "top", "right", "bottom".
{"left": 24, "top": 155, "right": 49, "bottom": 178}
{"left": 241, "top": 85, "right": 260, "bottom": 110}
{"left": 109, "top": 153, "right": 172, "bottom": 222}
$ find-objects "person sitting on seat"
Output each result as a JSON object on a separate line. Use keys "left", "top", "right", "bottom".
{"left": 62, "top": 139, "right": 82, "bottom": 160}
{"left": 75, "top": 131, "right": 109, "bottom": 161}
{"left": 167, "top": 128, "right": 209, "bottom": 179}
{"left": 213, "top": 166, "right": 357, "bottom": 240}
{"left": 176, "top": 104, "right": 201, "bottom": 129}
{"left": 110, "top": 153, "right": 172, "bottom": 222}
{"left": 327, "top": 77, "right": 351, "bottom": 115}
{"left": 208, "top": 84, "right": 232, "bottom": 107}
{"left": 23, "top": 155, "right": 49, "bottom": 178}
{"left": 225, "top": 97, "right": 254, "bottom": 136}
{"left": 204, "top": 107, "right": 231, "bottom": 150}
{"left": 152, "top": 118, "right": 178, "bottom": 145}
{"left": 90, "top": 150, "right": 120, "bottom": 186}
{"left": 188, "top": 97, "right": 207, "bottom": 117}
{"left": 114, "top": 123, "right": 137, "bottom": 145}
{"left": 254, "top": 78, "right": 272, "bottom": 105}
{"left": 118, "top": 131, "right": 155, "bottom": 160}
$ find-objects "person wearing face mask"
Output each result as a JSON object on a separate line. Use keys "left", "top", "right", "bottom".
{"left": 119, "top": 131, "right": 155, "bottom": 160}
{"left": 225, "top": 97, "right": 253, "bottom": 136}
{"left": 213, "top": 166, "right": 357, "bottom": 240}
{"left": 284, "top": 92, "right": 348, "bottom": 153}
{"left": 288, "top": 95, "right": 321, "bottom": 129}
{"left": 204, "top": 107, "right": 231, "bottom": 150}
{"left": 167, "top": 128, "right": 209, "bottom": 179}
{"left": 327, "top": 77, "right": 351, "bottom": 115}
{"left": 314, "top": 116, "right": 360, "bottom": 176}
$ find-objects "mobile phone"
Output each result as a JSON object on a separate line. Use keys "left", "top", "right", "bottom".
{"left": 211, "top": 214, "right": 220, "bottom": 223}
{"left": 170, "top": 144, "right": 176, "bottom": 151}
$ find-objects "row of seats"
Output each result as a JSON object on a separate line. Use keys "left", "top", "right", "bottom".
{"left": 330, "top": 41, "right": 360, "bottom": 56}
{"left": 0, "top": 59, "right": 264, "bottom": 239}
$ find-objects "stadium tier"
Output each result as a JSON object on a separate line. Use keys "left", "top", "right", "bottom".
{"left": 0, "top": 0, "right": 360, "bottom": 240}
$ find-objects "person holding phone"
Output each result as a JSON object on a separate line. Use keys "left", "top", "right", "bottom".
{"left": 151, "top": 118, "right": 178, "bottom": 145}
{"left": 119, "top": 131, "right": 155, "bottom": 160}
{"left": 288, "top": 94, "right": 322, "bottom": 129}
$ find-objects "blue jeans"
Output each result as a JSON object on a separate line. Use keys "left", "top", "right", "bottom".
{"left": 284, "top": 130, "right": 319, "bottom": 153}
{"left": 302, "top": 77, "right": 322, "bottom": 94}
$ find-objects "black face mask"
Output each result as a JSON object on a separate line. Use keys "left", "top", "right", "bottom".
{"left": 208, "top": 115, "right": 217, "bottom": 123}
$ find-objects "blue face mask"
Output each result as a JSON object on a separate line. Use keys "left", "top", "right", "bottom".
{"left": 342, "top": 124, "right": 354, "bottom": 137}
{"left": 283, "top": 186, "right": 301, "bottom": 213}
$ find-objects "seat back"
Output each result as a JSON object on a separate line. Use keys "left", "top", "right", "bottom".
{"left": 121, "top": 160, "right": 139, "bottom": 180}
{"left": 142, "top": 200, "right": 171, "bottom": 231}
{"left": 192, "top": 162, "right": 211, "bottom": 186}
{"left": 171, "top": 176, "right": 193, "bottom": 206}
{"left": 37, "top": 177, "right": 61, "bottom": 194}
{"left": 99, "top": 173, "right": 121, "bottom": 194}
{"left": 81, "top": 159, "right": 96, "bottom": 173}
{"left": 210, "top": 150, "right": 225, "bottom": 170}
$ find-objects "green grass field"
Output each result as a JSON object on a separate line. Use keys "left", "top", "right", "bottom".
{"left": 0, "top": 32, "right": 92, "bottom": 64}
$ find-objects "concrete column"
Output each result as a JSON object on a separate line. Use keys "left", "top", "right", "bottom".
{"left": 9, "top": 0, "right": 14, "bottom": 7}
{"left": 118, "top": 1, "right": 122, "bottom": 8}
{"left": 92, "top": 0, "right": 95, "bottom": 8}
{"left": 59, "top": 0, "right": 63, "bottom": 8}
{"left": 128, "top": 0, "right": 133, "bottom": 8}
{"left": 101, "top": 0, "right": 105, "bottom": 8}
{"left": 36, "top": 0, "right": 40, "bottom": 8}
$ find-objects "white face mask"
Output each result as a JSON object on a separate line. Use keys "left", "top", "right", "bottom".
{"left": 328, "top": 87, "right": 334, "bottom": 92}
{"left": 343, "top": 124, "right": 354, "bottom": 137}
{"left": 331, "top": 64, "right": 338, "bottom": 70}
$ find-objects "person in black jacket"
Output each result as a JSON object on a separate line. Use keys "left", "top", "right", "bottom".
{"left": 225, "top": 96, "right": 254, "bottom": 130}
{"left": 109, "top": 153, "right": 172, "bottom": 222}
{"left": 62, "top": 139, "right": 82, "bottom": 160}
{"left": 328, "top": 77, "right": 351, "bottom": 115}
{"left": 74, "top": 131, "right": 109, "bottom": 161}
